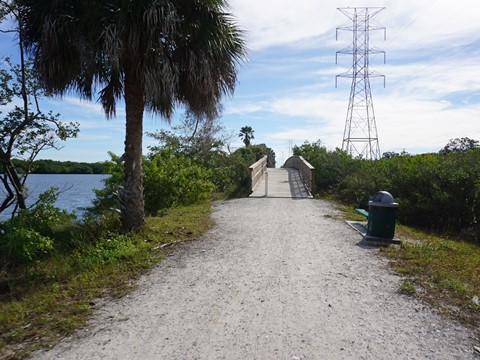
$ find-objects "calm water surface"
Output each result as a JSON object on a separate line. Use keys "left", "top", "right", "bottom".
{"left": 1, "top": 174, "right": 109, "bottom": 221}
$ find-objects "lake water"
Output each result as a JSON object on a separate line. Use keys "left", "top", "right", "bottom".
{"left": 0, "top": 174, "right": 109, "bottom": 221}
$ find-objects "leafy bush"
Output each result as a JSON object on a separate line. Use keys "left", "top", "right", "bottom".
{"left": 223, "top": 155, "right": 252, "bottom": 198}
{"left": 293, "top": 141, "right": 358, "bottom": 194}
{"left": 90, "top": 131, "right": 277, "bottom": 215}
{"left": 226, "top": 144, "right": 270, "bottom": 197}
{"left": 5, "top": 187, "right": 77, "bottom": 236}
{"left": 295, "top": 141, "right": 480, "bottom": 237}
{"left": 233, "top": 144, "right": 269, "bottom": 167}
{"left": 91, "top": 149, "right": 215, "bottom": 216}
{"left": 89, "top": 152, "right": 125, "bottom": 215}
{"left": 143, "top": 150, "right": 214, "bottom": 213}
{"left": 207, "top": 157, "right": 238, "bottom": 192}
{"left": 0, "top": 188, "right": 75, "bottom": 266}
{"left": 146, "top": 120, "right": 268, "bottom": 196}
{"left": 0, "top": 228, "right": 53, "bottom": 266}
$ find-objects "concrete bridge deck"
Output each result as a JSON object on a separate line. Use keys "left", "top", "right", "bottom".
{"left": 249, "top": 168, "right": 313, "bottom": 199}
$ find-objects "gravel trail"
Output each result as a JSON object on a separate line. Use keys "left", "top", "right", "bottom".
{"left": 34, "top": 198, "right": 477, "bottom": 359}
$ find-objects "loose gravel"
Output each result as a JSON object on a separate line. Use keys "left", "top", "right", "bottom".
{"left": 33, "top": 198, "right": 478, "bottom": 359}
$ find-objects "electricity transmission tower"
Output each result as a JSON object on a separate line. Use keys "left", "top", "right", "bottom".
{"left": 336, "top": 7, "right": 386, "bottom": 160}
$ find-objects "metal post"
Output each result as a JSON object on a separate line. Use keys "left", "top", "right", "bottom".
{"left": 265, "top": 170, "right": 268, "bottom": 197}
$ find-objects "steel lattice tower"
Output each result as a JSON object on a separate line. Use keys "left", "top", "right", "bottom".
{"left": 336, "top": 7, "right": 386, "bottom": 160}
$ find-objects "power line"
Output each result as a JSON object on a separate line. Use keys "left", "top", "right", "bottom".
{"left": 383, "top": 0, "right": 436, "bottom": 47}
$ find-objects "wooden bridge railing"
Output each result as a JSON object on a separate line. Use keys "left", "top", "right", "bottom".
{"left": 283, "top": 155, "right": 316, "bottom": 194}
{"left": 249, "top": 156, "right": 267, "bottom": 192}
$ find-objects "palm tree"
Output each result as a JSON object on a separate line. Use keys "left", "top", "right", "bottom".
{"left": 239, "top": 126, "right": 254, "bottom": 147}
{"left": 18, "top": 0, "right": 246, "bottom": 229}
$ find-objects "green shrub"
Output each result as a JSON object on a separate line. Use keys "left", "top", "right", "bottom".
{"left": 224, "top": 157, "right": 252, "bottom": 198}
{"left": 293, "top": 141, "right": 358, "bottom": 194}
{"left": 0, "top": 188, "right": 76, "bottom": 266}
{"left": 143, "top": 151, "right": 214, "bottom": 213}
{"left": 296, "top": 141, "right": 480, "bottom": 238}
{"left": 0, "top": 228, "right": 54, "bottom": 266}
{"left": 5, "top": 187, "right": 77, "bottom": 237}
{"left": 204, "top": 153, "right": 246, "bottom": 194}
{"left": 226, "top": 144, "right": 270, "bottom": 197}
{"left": 92, "top": 150, "right": 216, "bottom": 216}
{"left": 232, "top": 144, "right": 268, "bottom": 166}
{"left": 89, "top": 152, "right": 125, "bottom": 215}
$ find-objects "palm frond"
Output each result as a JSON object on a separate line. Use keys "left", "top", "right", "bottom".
{"left": 19, "top": 0, "right": 246, "bottom": 120}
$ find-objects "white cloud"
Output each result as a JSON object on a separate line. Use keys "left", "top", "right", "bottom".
{"left": 385, "top": 58, "right": 480, "bottom": 100}
{"left": 229, "top": 0, "right": 480, "bottom": 53}
{"left": 376, "top": 96, "right": 480, "bottom": 151}
{"left": 385, "top": 1, "right": 480, "bottom": 49}
{"left": 230, "top": 0, "right": 339, "bottom": 50}
{"left": 225, "top": 102, "right": 268, "bottom": 115}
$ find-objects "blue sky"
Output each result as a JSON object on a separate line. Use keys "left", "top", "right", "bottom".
{"left": 1, "top": 0, "right": 479, "bottom": 166}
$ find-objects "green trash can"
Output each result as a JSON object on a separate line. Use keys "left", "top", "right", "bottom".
{"left": 367, "top": 191, "right": 398, "bottom": 240}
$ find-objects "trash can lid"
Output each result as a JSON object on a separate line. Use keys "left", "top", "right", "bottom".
{"left": 369, "top": 191, "right": 398, "bottom": 207}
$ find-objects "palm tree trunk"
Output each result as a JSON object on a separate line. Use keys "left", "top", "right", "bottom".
{"left": 121, "top": 69, "right": 145, "bottom": 230}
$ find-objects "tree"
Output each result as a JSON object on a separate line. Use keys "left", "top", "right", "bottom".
{"left": 147, "top": 110, "right": 231, "bottom": 167}
{"left": 238, "top": 126, "right": 254, "bottom": 147}
{"left": 18, "top": 0, "right": 246, "bottom": 230}
{"left": 382, "top": 151, "right": 400, "bottom": 159}
{"left": 0, "top": 1, "right": 78, "bottom": 217}
{"left": 293, "top": 140, "right": 356, "bottom": 194}
{"left": 439, "top": 137, "right": 480, "bottom": 155}
{"left": 266, "top": 147, "right": 276, "bottom": 168}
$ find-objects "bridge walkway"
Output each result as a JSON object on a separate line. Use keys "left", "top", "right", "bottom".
{"left": 249, "top": 168, "right": 313, "bottom": 199}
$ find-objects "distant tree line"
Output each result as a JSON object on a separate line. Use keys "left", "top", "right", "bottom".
{"left": 10, "top": 159, "right": 109, "bottom": 174}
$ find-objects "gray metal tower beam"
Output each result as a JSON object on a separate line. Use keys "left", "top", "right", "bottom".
{"left": 336, "top": 7, "right": 386, "bottom": 160}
